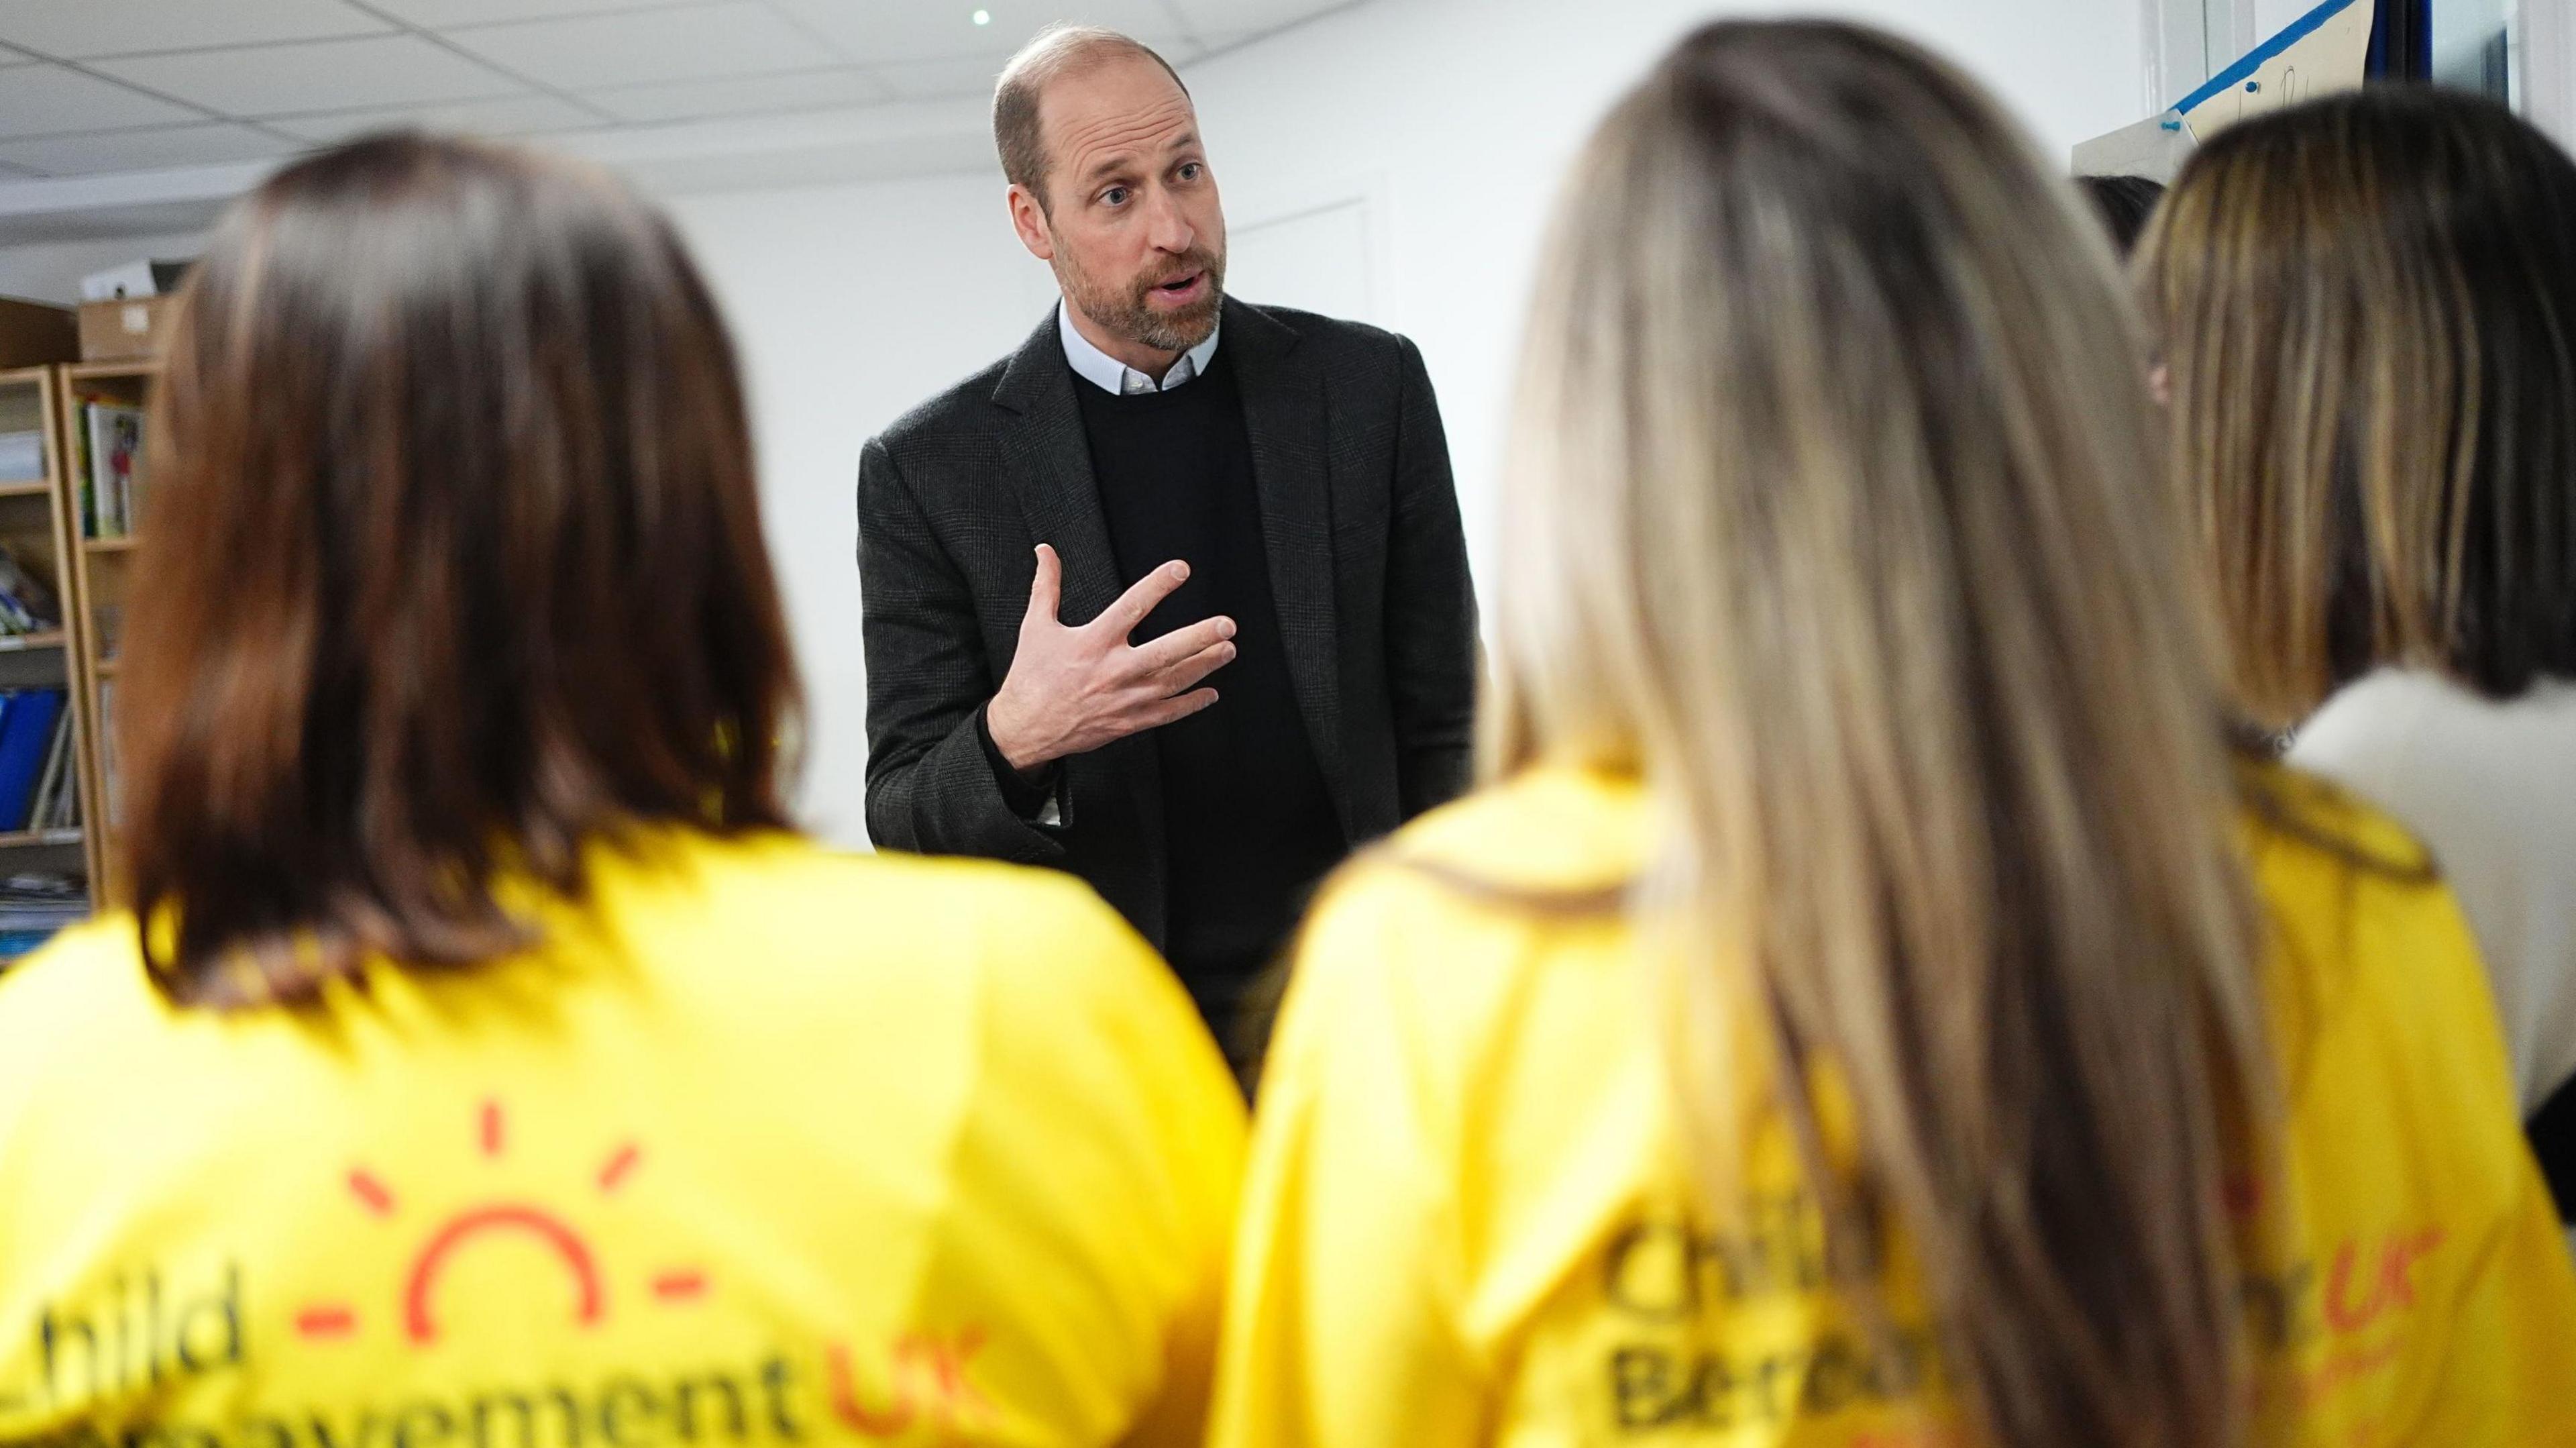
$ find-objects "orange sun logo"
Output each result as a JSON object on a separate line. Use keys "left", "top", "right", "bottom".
{"left": 294, "top": 1099, "right": 706, "bottom": 1346}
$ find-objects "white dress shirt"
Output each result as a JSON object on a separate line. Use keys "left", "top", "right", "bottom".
{"left": 1006, "top": 302, "right": 1224, "bottom": 831}
{"left": 1059, "top": 299, "right": 1222, "bottom": 395}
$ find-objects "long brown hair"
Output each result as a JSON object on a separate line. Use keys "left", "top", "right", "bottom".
{"left": 2140, "top": 88, "right": 2576, "bottom": 727}
{"left": 126, "top": 134, "right": 800, "bottom": 1006}
{"left": 1488, "top": 23, "right": 2263, "bottom": 1448}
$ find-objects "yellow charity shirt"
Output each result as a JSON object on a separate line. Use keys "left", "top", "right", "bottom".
{"left": 1212, "top": 763, "right": 2576, "bottom": 1448}
{"left": 0, "top": 828, "right": 1246, "bottom": 1448}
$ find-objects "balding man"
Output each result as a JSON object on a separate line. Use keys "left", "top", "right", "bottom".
{"left": 857, "top": 25, "right": 1476, "bottom": 1061}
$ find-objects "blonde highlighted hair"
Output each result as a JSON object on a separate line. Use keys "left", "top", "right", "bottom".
{"left": 1489, "top": 22, "right": 2263, "bottom": 1448}
{"left": 2139, "top": 87, "right": 2576, "bottom": 728}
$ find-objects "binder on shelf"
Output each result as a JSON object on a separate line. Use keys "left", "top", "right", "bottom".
{"left": 0, "top": 690, "right": 63, "bottom": 831}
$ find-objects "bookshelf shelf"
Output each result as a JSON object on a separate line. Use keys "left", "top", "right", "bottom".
{"left": 0, "top": 482, "right": 49, "bottom": 499}
{"left": 0, "top": 631, "right": 65, "bottom": 653}
{"left": 93, "top": 658, "right": 116, "bottom": 678}
{"left": 0, "top": 827, "right": 82, "bottom": 849}
{"left": 83, "top": 536, "right": 136, "bottom": 554}
{"left": 67, "top": 360, "right": 161, "bottom": 382}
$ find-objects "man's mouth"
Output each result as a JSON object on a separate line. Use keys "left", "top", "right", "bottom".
{"left": 1149, "top": 270, "right": 1206, "bottom": 303}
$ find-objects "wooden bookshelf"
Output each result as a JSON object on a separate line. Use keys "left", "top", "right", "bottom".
{"left": 0, "top": 366, "right": 105, "bottom": 911}
{"left": 52, "top": 363, "right": 147, "bottom": 902}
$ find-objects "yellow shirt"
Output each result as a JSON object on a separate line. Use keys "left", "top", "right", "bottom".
{"left": 1214, "top": 765, "right": 2576, "bottom": 1447}
{"left": 0, "top": 829, "right": 1246, "bottom": 1448}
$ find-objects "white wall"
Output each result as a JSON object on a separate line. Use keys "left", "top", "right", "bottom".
{"left": 666, "top": 174, "right": 1050, "bottom": 846}
{"left": 2530, "top": 0, "right": 2576, "bottom": 147}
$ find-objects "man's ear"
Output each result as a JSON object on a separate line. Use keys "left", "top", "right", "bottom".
{"left": 1008, "top": 184, "right": 1057, "bottom": 263}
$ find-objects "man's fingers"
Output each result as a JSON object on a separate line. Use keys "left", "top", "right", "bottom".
{"left": 1136, "top": 688, "right": 1220, "bottom": 730}
{"left": 1128, "top": 615, "right": 1236, "bottom": 675}
{"left": 1099, "top": 560, "right": 1191, "bottom": 637}
{"left": 1024, "top": 544, "right": 1063, "bottom": 627}
{"left": 1150, "top": 640, "right": 1237, "bottom": 694}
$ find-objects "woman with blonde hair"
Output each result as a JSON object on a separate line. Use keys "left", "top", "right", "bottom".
{"left": 1213, "top": 22, "right": 2576, "bottom": 1448}
{"left": 0, "top": 135, "right": 1241, "bottom": 1447}
{"left": 2141, "top": 88, "right": 2576, "bottom": 1233}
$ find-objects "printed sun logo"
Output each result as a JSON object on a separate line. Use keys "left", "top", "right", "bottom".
{"left": 294, "top": 1100, "right": 707, "bottom": 1346}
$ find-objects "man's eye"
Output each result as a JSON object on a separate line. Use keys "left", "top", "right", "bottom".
{"left": 1179, "top": 163, "right": 1202, "bottom": 181}
{"left": 1102, "top": 187, "right": 1130, "bottom": 206}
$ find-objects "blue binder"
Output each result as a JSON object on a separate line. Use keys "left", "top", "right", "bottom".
{"left": 0, "top": 689, "right": 62, "bottom": 831}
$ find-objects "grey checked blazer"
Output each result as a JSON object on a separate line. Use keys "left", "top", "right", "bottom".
{"left": 855, "top": 297, "right": 1478, "bottom": 951}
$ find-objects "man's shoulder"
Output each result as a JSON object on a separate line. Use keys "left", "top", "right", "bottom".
{"left": 1237, "top": 299, "right": 1409, "bottom": 364}
{"left": 871, "top": 352, "right": 1017, "bottom": 461}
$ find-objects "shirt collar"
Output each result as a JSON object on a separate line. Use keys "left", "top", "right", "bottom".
{"left": 1058, "top": 299, "right": 1222, "bottom": 395}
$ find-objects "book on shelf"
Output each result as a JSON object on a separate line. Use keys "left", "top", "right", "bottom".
{"left": 99, "top": 678, "right": 118, "bottom": 828}
{"left": 74, "top": 397, "right": 144, "bottom": 540}
{"left": 0, "top": 430, "right": 38, "bottom": 484}
{"left": 0, "top": 872, "right": 89, "bottom": 962}
{"left": 0, "top": 546, "right": 60, "bottom": 637}
{"left": 0, "top": 688, "right": 62, "bottom": 831}
{"left": 25, "top": 703, "right": 74, "bottom": 833}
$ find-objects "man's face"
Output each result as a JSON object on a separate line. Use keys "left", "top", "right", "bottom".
{"left": 1013, "top": 54, "right": 1226, "bottom": 357}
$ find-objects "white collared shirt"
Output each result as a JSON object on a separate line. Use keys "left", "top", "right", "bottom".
{"left": 1059, "top": 299, "right": 1222, "bottom": 395}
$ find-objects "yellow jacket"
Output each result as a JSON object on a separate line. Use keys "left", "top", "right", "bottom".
{"left": 0, "top": 829, "right": 1245, "bottom": 1448}
{"left": 1214, "top": 764, "right": 2576, "bottom": 1447}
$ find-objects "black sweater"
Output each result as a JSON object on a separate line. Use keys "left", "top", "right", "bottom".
{"left": 1070, "top": 348, "right": 1346, "bottom": 1011}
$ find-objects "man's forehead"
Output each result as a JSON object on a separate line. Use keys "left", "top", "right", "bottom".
{"left": 1044, "top": 61, "right": 1197, "bottom": 172}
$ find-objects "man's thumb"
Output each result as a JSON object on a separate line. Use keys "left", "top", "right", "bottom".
{"left": 1025, "top": 544, "right": 1063, "bottom": 625}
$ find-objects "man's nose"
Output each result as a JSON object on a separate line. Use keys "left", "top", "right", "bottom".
{"left": 1144, "top": 185, "right": 1195, "bottom": 254}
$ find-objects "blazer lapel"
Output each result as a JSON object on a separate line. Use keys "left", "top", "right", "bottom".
{"left": 1224, "top": 299, "right": 1350, "bottom": 823}
{"left": 990, "top": 309, "right": 1163, "bottom": 842}
{"left": 991, "top": 309, "right": 1122, "bottom": 627}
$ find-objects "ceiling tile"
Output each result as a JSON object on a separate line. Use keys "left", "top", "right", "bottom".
{"left": 1163, "top": 0, "right": 1349, "bottom": 38}
{"left": 768, "top": 0, "right": 1187, "bottom": 64}
{"left": 93, "top": 34, "right": 526, "bottom": 117}
{"left": 875, "top": 54, "right": 1005, "bottom": 101}
{"left": 0, "top": 0, "right": 390, "bottom": 60}
{"left": 267, "top": 94, "right": 603, "bottom": 144}
{"left": 0, "top": 64, "right": 204, "bottom": 138}
{"left": 365, "top": 0, "right": 678, "bottom": 25}
{"left": 441, "top": 3, "right": 826, "bottom": 91}
{"left": 584, "top": 67, "right": 892, "bottom": 123}
{"left": 0, "top": 121, "right": 295, "bottom": 176}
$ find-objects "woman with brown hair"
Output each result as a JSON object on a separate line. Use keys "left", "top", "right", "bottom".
{"left": 1212, "top": 23, "right": 2576, "bottom": 1448}
{"left": 0, "top": 136, "right": 1241, "bottom": 1447}
{"left": 2141, "top": 90, "right": 2576, "bottom": 1230}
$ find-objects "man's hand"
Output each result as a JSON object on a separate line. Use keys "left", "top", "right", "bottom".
{"left": 986, "top": 544, "right": 1236, "bottom": 773}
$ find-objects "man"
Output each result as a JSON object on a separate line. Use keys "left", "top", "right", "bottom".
{"left": 857, "top": 25, "right": 1477, "bottom": 1051}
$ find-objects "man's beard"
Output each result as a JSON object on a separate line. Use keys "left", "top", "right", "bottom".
{"left": 1057, "top": 244, "right": 1226, "bottom": 355}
